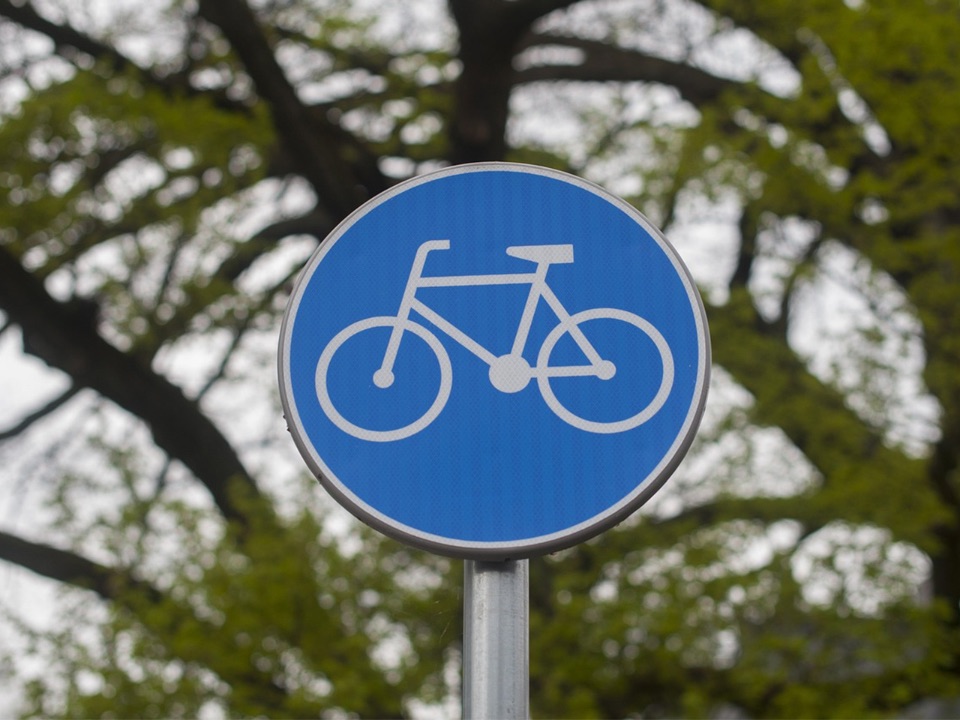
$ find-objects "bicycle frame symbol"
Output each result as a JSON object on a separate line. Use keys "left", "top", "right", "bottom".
{"left": 315, "top": 240, "right": 674, "bottom": 442}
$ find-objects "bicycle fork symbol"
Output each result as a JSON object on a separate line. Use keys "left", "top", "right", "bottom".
{"left": 316, "top": 240, "right": 675, "bottom": 442}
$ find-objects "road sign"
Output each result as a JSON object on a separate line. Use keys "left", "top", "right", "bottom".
{"left": 279, "top": 162, "right": 710, "bottom": 559}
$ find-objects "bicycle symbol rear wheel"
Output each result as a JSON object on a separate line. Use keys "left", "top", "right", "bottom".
{"left": 315, "top": 317, "right": 452, "bottom": 442}
{"left": 537, "top": 308, "right": 674, "bottom": 433}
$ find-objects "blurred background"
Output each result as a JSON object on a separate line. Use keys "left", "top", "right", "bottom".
{"left": 1, "top": 0, "right": 958, "bottom": 717}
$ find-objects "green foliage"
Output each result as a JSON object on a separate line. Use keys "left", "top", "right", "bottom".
{"left": 9, "top": 448, "right": 459, "bottom": 718}
{"left": 525, "top": 522, "right": 960, "bottom": 719}
{"left": 0, "top": 65, "right": 275, "bottom": 357}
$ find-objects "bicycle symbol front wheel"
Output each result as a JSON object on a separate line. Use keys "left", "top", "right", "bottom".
{"left": 315, "top": 316, "right": 452, "bottom": 442}
{"left": 537, "top": 308, "right": 674, "bottom": 433}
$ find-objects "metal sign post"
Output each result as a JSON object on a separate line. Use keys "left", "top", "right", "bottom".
{"left": 463, "top": 560, "right": 529, "bottom": 720}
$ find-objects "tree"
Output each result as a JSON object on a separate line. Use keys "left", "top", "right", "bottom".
{"left": 0, "top": 0, "right": 958, "bottom": 717}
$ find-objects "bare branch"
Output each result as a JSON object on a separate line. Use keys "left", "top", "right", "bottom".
{"left": 0, "top": 0, "right": 254, "bottom": 118}
{"left": 648, "top": 495, "right": 821, "bottom": 538}
{"left": 0, "top": 528, "right": 161, "bottom": 603}
{"left": 0, "top": 385, "right": 81, "bottom": 444}
{"left": 0, "top": 528, "right": 290, "bottom": 704}
{"left": 214, "top": 208, "right": 332, "bottom": 286}
{"left": 0, "top": 244, "right": 262, "bottom": 524}
{"left": 730, "top": 205, "right": 759, "bottom": 291}
{"left": 516, "top": 32, "right": 734, "bottom": 106}
{"left": 447, "top": 0, "right": 527, "bottom": 162}
{"left": 196, "top": 0, "right": 385, "bottom": 214}
{"left": 0, "top": 0, "right": 135, "bottom": 71}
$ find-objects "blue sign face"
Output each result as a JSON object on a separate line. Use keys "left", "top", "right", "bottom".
{"left": 279, "top": 163, "right": 710, "bottom": 559}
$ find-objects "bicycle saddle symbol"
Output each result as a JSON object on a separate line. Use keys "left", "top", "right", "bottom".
{"left": 315, "top": 240, "right": 675, "bottom": 442}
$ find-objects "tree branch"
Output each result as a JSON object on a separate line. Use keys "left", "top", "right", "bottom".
{"left": 217, "top": 208, "right": 332, "bottom": 283}
{"left": 730, "top": 205, "right": 759, "bottom": 290}
{"left": 0, "top": 0, "right": 253, "bottom": 116}
{"left": 0, "top": 0, "right": 134, "bottom": 71}
{"left": 447, "top": 0, "right": 532, "bottom": 163}
{"left": 0, "top": 385, "right": 81, "bottom": 443}
{"left": 0, "top": 244, "right": 261, "bottom": 524}
{"left": 516, "top": 33, "right": 735, "bottom": 106}
{"left": 140, "top": 209, "right": 329, "bottom": 356}
{"left": 0, "top": 528, "right": 162, "bottom": 603}
{"left": 195, "top": 0, "right": 384, "bottom": 215}
{"left": 0, "top": 528, "right": 290, "bottom": 705}
{"left": 650, "top": 495, "right": 817, "bottom": 534}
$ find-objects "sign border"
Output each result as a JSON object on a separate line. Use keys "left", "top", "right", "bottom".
{"left": 278, "top": 162, "right": 711, "bottom": 560}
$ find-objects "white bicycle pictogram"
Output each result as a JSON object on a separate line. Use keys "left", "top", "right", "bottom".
{"left": 315, "top": 240, "right": 675, "bottom": 442}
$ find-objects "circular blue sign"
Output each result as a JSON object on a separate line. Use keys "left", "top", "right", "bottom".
{"left": 279, "top": 163, "right": 710, "bottom": 559}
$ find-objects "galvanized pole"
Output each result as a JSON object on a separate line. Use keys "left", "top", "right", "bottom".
{"left": 463, "top": 559, "right": 529, "bottom": 720}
